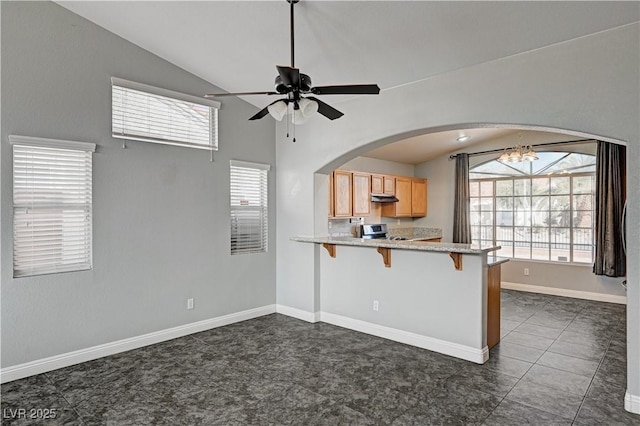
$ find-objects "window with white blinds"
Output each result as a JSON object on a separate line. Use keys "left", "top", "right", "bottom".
{"left": 10, "top": 135, "right": 95, "bottom": 278}
{"left": 230, "top": 160, "right": 270, "bottom": 255}
{"left": 111, "top": 77, "right": 220, "bottom": 151}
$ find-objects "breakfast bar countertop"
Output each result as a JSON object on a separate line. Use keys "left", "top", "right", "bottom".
{"left": 291, "top": 235, "right": 500, "bottom": 255}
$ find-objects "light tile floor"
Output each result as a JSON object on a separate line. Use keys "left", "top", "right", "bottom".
{"left": 1, "top": 290, "right": 638, "bottom": 425}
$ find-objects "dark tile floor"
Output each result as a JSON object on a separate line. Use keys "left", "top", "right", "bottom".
{"left": 2, "top": 290, "right": 638, "bottom": 425}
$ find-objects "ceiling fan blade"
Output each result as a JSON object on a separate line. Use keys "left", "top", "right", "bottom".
{"left": 311, "top": 84, "right": 380, "bottom": 95}
{"left": 306, "top": 97, "right": 344, "bottom": 120}
{"left": 276, "top": 65, "right": 300, "bottom": 88}
{"left": 205, "top": 91, "right": 278, "bottom": 98}
{"left": 249, "top": 106, "right": 271, "bottom": 121}
{"left": 248, "top": 99, "right": 288, "bottom": 121}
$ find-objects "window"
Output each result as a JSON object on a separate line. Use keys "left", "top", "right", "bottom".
{"left": 111, "top": 77, "right": 220, "bottom": 151}
{"left": 230, "top": 161, "right": 270, "bottom": 255}
{"left": 470, "top": 151, "right": 596, "bottom": 264}
{"left": 11, "top": 135, "right": 95, "bottom": 277}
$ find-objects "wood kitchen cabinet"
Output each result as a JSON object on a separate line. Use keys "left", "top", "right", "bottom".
{"left": 352, "top": 172, "right": 371, "bottom": 216}
{"left": 384, "top": 176, "right": 395, "bottom": 194}
{"left": 411, "top": 178, "right": 427, "bottom": 217}
{"left": 381, "top": 177, "right": 427, "bottom": 218}
{"left": 328, "top": 172, "right": 334, "bottom": 217}
{"left": 332, "top": 170, "right": 352, "bottom": 217}
{"left": 381, "top": 177, "right": 411, "bottom": 217}
{"left": 487, "top": 263, "right": 502, "bottom": 349}
{"left": 371, "top": 175, "right": 395, "bottom": 195}
{"left": 371, "top": 174, "right": 384, "bottom": 194}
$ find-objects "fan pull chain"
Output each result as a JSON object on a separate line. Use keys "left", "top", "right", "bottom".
{"left": 286, "top": 104, "right": 290, "bottom": 139}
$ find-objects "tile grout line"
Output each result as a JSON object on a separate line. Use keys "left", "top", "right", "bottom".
{"left": 492, "top": 299, "right": 587, "bottom": 422}
{"left": 570, "top": 320, "right": 617, "bottom": 425}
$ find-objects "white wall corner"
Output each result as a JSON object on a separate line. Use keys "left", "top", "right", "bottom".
{"left": 0, "top": 304, "right": 276, "bottom": 384}
{"left": 276, "top": 304, "right": 320, "bottom": 323}
{"left": 625, "top": 391, "right": 640, "bottom": 414}
{"left": 502, "top": 282, "right": 627, "bottom": 305}
{"left": 319, "top": 311, "right": 488, "bottom": 364}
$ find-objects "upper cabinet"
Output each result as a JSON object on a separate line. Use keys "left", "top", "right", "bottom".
{"left": 352, "top": 172, "right": 371, "bottom": 216}
{"left": 411, "top": 178, "right": 427, "bottom": 217}
{"left": 330, "top": 170, "right": 426, "bottom": 218}
{"left": 381, "top": 177, "right": 427, "bottom": 218}
{"left": 372, "top": 174, "right": 395, "bottom": 195}
{"left": 332, "top": 170, "right": 352, "bottom": 217}
{"left": 371, "top": 174, "right": 384, "bottom": 194}
{"left": 384, "top": 176, "right": 395, "bottom": 194}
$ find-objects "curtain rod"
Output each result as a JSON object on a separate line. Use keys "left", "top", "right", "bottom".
{"left": 448, "top": 138, "right": 596, "bottom": 160}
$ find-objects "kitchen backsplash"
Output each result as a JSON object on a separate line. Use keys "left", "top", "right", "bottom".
{"left": 328, "top": 218, "right": 359, "bottom": 237}
{"left": 328, "top": 218, "right": 441, "bottom": 239}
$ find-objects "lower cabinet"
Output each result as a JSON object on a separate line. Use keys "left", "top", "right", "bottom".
{"left": 487, "top": 263, "right": 502, "bottom": 349}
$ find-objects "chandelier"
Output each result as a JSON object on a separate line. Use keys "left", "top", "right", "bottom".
{"left": 497, "top": 145, "right": 539, "bottom": 163}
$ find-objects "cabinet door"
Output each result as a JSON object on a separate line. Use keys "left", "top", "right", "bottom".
{"left": 352, "top": 173, "right": 371, "bottom": 216}
{"left": 411, "top": 178, "right": 427, "bottom": 217}
{"left": 328, "top": 172, "right": 334, "bottom": 217}
{"left": 395, "top": 177, "right": 412, "bottom": 216}
{"left": 371, "top": 175, "right": 383, "bottom": 194}
{"left": 333, "top": 171, "right": 352, "bottom": 217}
{"left": 383, "top": 176, "right": 395, "bottom": 194}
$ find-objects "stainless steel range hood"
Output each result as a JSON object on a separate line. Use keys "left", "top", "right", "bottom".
{"left": 370, "top": 193, "right": 399, "bottom": 203}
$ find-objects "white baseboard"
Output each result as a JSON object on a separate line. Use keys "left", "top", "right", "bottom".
{"left": 502, "top": 282, "right": 627, "bottom": 305}
{"left": 625, "top": 391, "right": 640, "bottom": 414}
{"left": 320, "top": 312, "right": 488, "bottom": 364}
{"left": 1, "top": 304, "right": 276, "bottom": 384}
{"left": 275, "top": 304, "right": 320, "bottom": 323}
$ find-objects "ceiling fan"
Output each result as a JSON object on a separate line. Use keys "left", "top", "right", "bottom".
{"left": 205, "top": 0, "right": 380, "bottom": 123}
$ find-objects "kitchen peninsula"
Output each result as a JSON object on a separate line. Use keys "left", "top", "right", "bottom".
{"left": 292, "top": 235, "right": 502, "bottom": 363}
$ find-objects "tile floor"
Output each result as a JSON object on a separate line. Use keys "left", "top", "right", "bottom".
{"left": 1, "top": 290, "right": 638, "bottom": 425}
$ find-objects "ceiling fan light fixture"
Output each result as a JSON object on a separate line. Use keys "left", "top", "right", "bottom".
{"left": 292, "top": 108, "right": 308, "bottom": 124}
{"left": 267, "top": 100, "right": 288, "bottom": 121}
{"left": 299, "top": 98, "right": 318, "bottom": 116}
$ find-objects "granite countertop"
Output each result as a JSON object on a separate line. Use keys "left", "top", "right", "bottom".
{"left": 487, "top": 256, "right": 510, "bottom": 266}
{"left": 291, "top": 235, "right": 500, "bottom": 254}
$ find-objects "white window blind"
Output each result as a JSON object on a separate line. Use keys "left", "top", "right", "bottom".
{"left": 111, "top": 77, "right": 220, "bottom": 151}
{"left": 10, "top": 135, "right": 95, "bottom": 278}
{"left": 230, "top": 160, "right": 270, "bottom": 255}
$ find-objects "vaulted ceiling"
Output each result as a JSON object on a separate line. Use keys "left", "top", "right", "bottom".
{"left": 56, "top": 1, "right": 639, "bottom": 162}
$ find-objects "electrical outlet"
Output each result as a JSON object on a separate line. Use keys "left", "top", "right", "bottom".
{"left": 524, "top": 268, "right": 530, "bottom": 276}
{"left": 187, "top": 298, "right": 194, "bottom": 310}
{"left": 373, "top": 300, "right": 379, "bottom": 311}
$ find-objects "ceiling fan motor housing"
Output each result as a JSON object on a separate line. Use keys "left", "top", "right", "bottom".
{"left": 275, "top": 74, "right": 312, "bottom": 94}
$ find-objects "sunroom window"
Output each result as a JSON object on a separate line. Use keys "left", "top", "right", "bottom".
{"left": 470, "top": 151, "right": 596, "bottom": 264}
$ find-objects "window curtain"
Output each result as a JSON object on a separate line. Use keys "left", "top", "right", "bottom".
{"left": 593, "top": 141, "right": 626, "bottom": 277}
{"left": 453, "top": 153, "right": 472, "bottom": 244}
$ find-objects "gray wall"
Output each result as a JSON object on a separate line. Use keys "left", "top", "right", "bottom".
{"left": 276, "top": 22, "right": 639, "bottom": 400}
{"left": 338, "top": 156, "right": 414, "bottom": 177}
{"left": 1, "top": 1, "right": 276, "bottom": 367}
{"left": 414, "top": 134, "right": 626, "bottom": 298}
